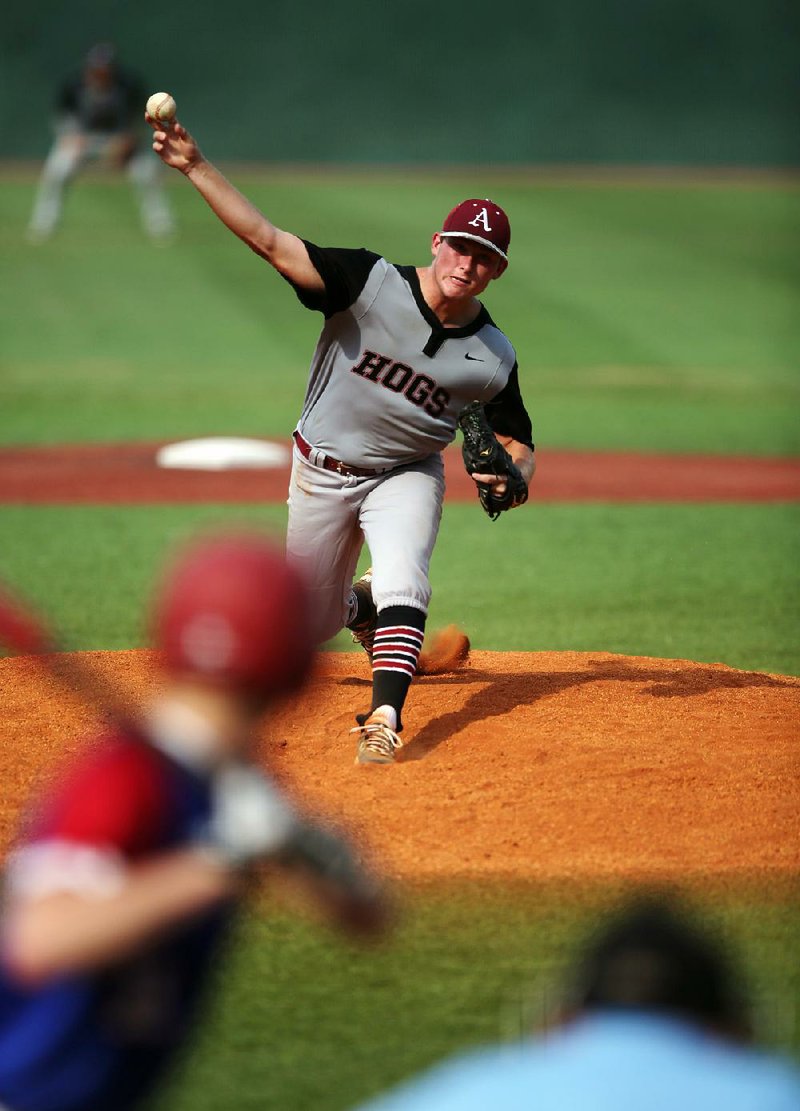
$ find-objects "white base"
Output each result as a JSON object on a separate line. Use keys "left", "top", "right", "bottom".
{"left": 155, "top": 437, "right": 290, "bottom": 471}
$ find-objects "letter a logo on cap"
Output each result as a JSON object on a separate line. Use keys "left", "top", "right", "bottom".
{"left": 468, "top": 207, "right": 492, "bottom": 232}
{"left": 440, "top": 198, "right": 511, "bottom": 261}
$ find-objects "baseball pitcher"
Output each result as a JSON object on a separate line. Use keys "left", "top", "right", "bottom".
{"left": 149, "top": 111, "right": 535, "bottom": 765}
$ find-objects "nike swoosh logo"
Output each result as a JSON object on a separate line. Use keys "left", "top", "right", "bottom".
{"left": 464, "top": 353, "right": 484, "bottom": 362}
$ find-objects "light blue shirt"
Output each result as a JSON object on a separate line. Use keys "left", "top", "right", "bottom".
{"left": 356, "top": 1013, "right": 800, "bottom": 1111}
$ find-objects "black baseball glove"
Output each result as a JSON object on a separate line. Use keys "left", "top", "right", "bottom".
{"left": 457, "top": 401, "right": 529, "bottom": 521}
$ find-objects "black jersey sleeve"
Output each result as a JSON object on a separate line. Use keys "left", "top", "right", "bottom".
{"left": 485, "top": 364, "right": 534, "bottom": 450}
{"left": 286, "top": 242, "right": 381, "bottom": 317}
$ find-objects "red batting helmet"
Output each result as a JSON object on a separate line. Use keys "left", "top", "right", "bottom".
{"left": 153, "top": 531, "right": 314, "bottom": 698}
{"left": 440, "top": 198, "right": 511, "bottom": 261}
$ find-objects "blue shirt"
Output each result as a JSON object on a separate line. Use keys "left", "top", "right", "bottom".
{"left": 357, "top": 1013, "right": 800, "bottom": 1111}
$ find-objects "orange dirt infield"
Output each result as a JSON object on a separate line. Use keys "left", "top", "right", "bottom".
{"left": 2, "top": 649, "right": 798, "bottom": 883}
{"left": 1, "top": 442, "right": 799, "bottom": 503}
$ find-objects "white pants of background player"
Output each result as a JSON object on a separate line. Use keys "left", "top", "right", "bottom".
{"left": 286, "top": 447, "right": 445, "bottom": 644}
{"left": 28, "top": 130, "right": 175, "bottom": 241}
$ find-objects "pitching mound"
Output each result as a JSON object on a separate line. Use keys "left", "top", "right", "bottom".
{"left": 2, "top": 650, "right": 797, "bottom": 885}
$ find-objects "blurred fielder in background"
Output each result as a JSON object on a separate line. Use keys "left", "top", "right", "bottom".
{"left": 28, "top": 43, "right": 174, "bottom": 243}
{"left": 355, "top": 897, "right": 800, "bottom": 1110}
{"left": 0, "top": 531, "right": 386, "bottom": 1111}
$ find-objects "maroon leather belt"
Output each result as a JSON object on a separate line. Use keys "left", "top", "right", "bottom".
{"left": 292, "top": 431, "right": 384, "bottom": 477}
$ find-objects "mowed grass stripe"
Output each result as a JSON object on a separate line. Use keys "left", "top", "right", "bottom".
{"left": 0, "top": 502, "right": 796, "bottom": 676}
{"left": 1, "top": 178, "right": 798, "bottom": 452}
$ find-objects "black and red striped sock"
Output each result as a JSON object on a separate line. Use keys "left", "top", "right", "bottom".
{"left": 368, "top": 605, "right": 426, "bottom": 731}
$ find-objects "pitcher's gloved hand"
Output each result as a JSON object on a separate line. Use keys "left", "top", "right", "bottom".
{"left": 457, "top": 402, "right": 528, "bottom": 520}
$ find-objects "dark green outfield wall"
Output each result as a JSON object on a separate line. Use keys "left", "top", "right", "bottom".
{"left": 3, "top": 0, "right": 798, "bottom": 165}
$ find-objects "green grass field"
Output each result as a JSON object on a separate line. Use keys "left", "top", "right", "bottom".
{"left": 1, "top": 172, "right": 799, "bottom": 453}
{"left": 0, "top": 171, "right": 798, "bottom": 1105}
{"left": 0, "top": 502, "right": 797, "bottom": 675}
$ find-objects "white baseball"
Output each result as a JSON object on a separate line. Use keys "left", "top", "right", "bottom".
{"left": 146, "top": 92, "right": 177, "bottom": 122}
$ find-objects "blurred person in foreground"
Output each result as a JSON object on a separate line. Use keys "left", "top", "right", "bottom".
{"left": 355, "top": 897, "right": 800, "bottom": 1111}
{"left": 0, "top": 531, "right": 387, "bottom": 1111}
{"left": 27, "top": 42, "right": 174, "bottom": 242}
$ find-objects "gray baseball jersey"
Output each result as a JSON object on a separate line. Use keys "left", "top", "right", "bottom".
{"left": 288, "top": 243, "right": 533, "bottom": 469}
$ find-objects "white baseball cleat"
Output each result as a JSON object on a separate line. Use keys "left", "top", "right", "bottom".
{"left": 352, "top": 713, "right": 403, "bottom": 765}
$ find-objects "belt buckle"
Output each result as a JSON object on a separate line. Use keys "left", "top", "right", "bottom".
{"left": 335, "top": 459, "right": 346, "bottom": 475}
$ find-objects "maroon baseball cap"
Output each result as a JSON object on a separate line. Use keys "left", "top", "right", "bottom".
{"left": 440, "top": 198, "right": 511, "bottom": 261}
{"left": 153, "top": 531, "right": 314, "bottom": 698}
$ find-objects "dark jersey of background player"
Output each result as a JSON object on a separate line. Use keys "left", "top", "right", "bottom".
{"left": 57, "top": 61, "right": 144, "bottom": 135}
